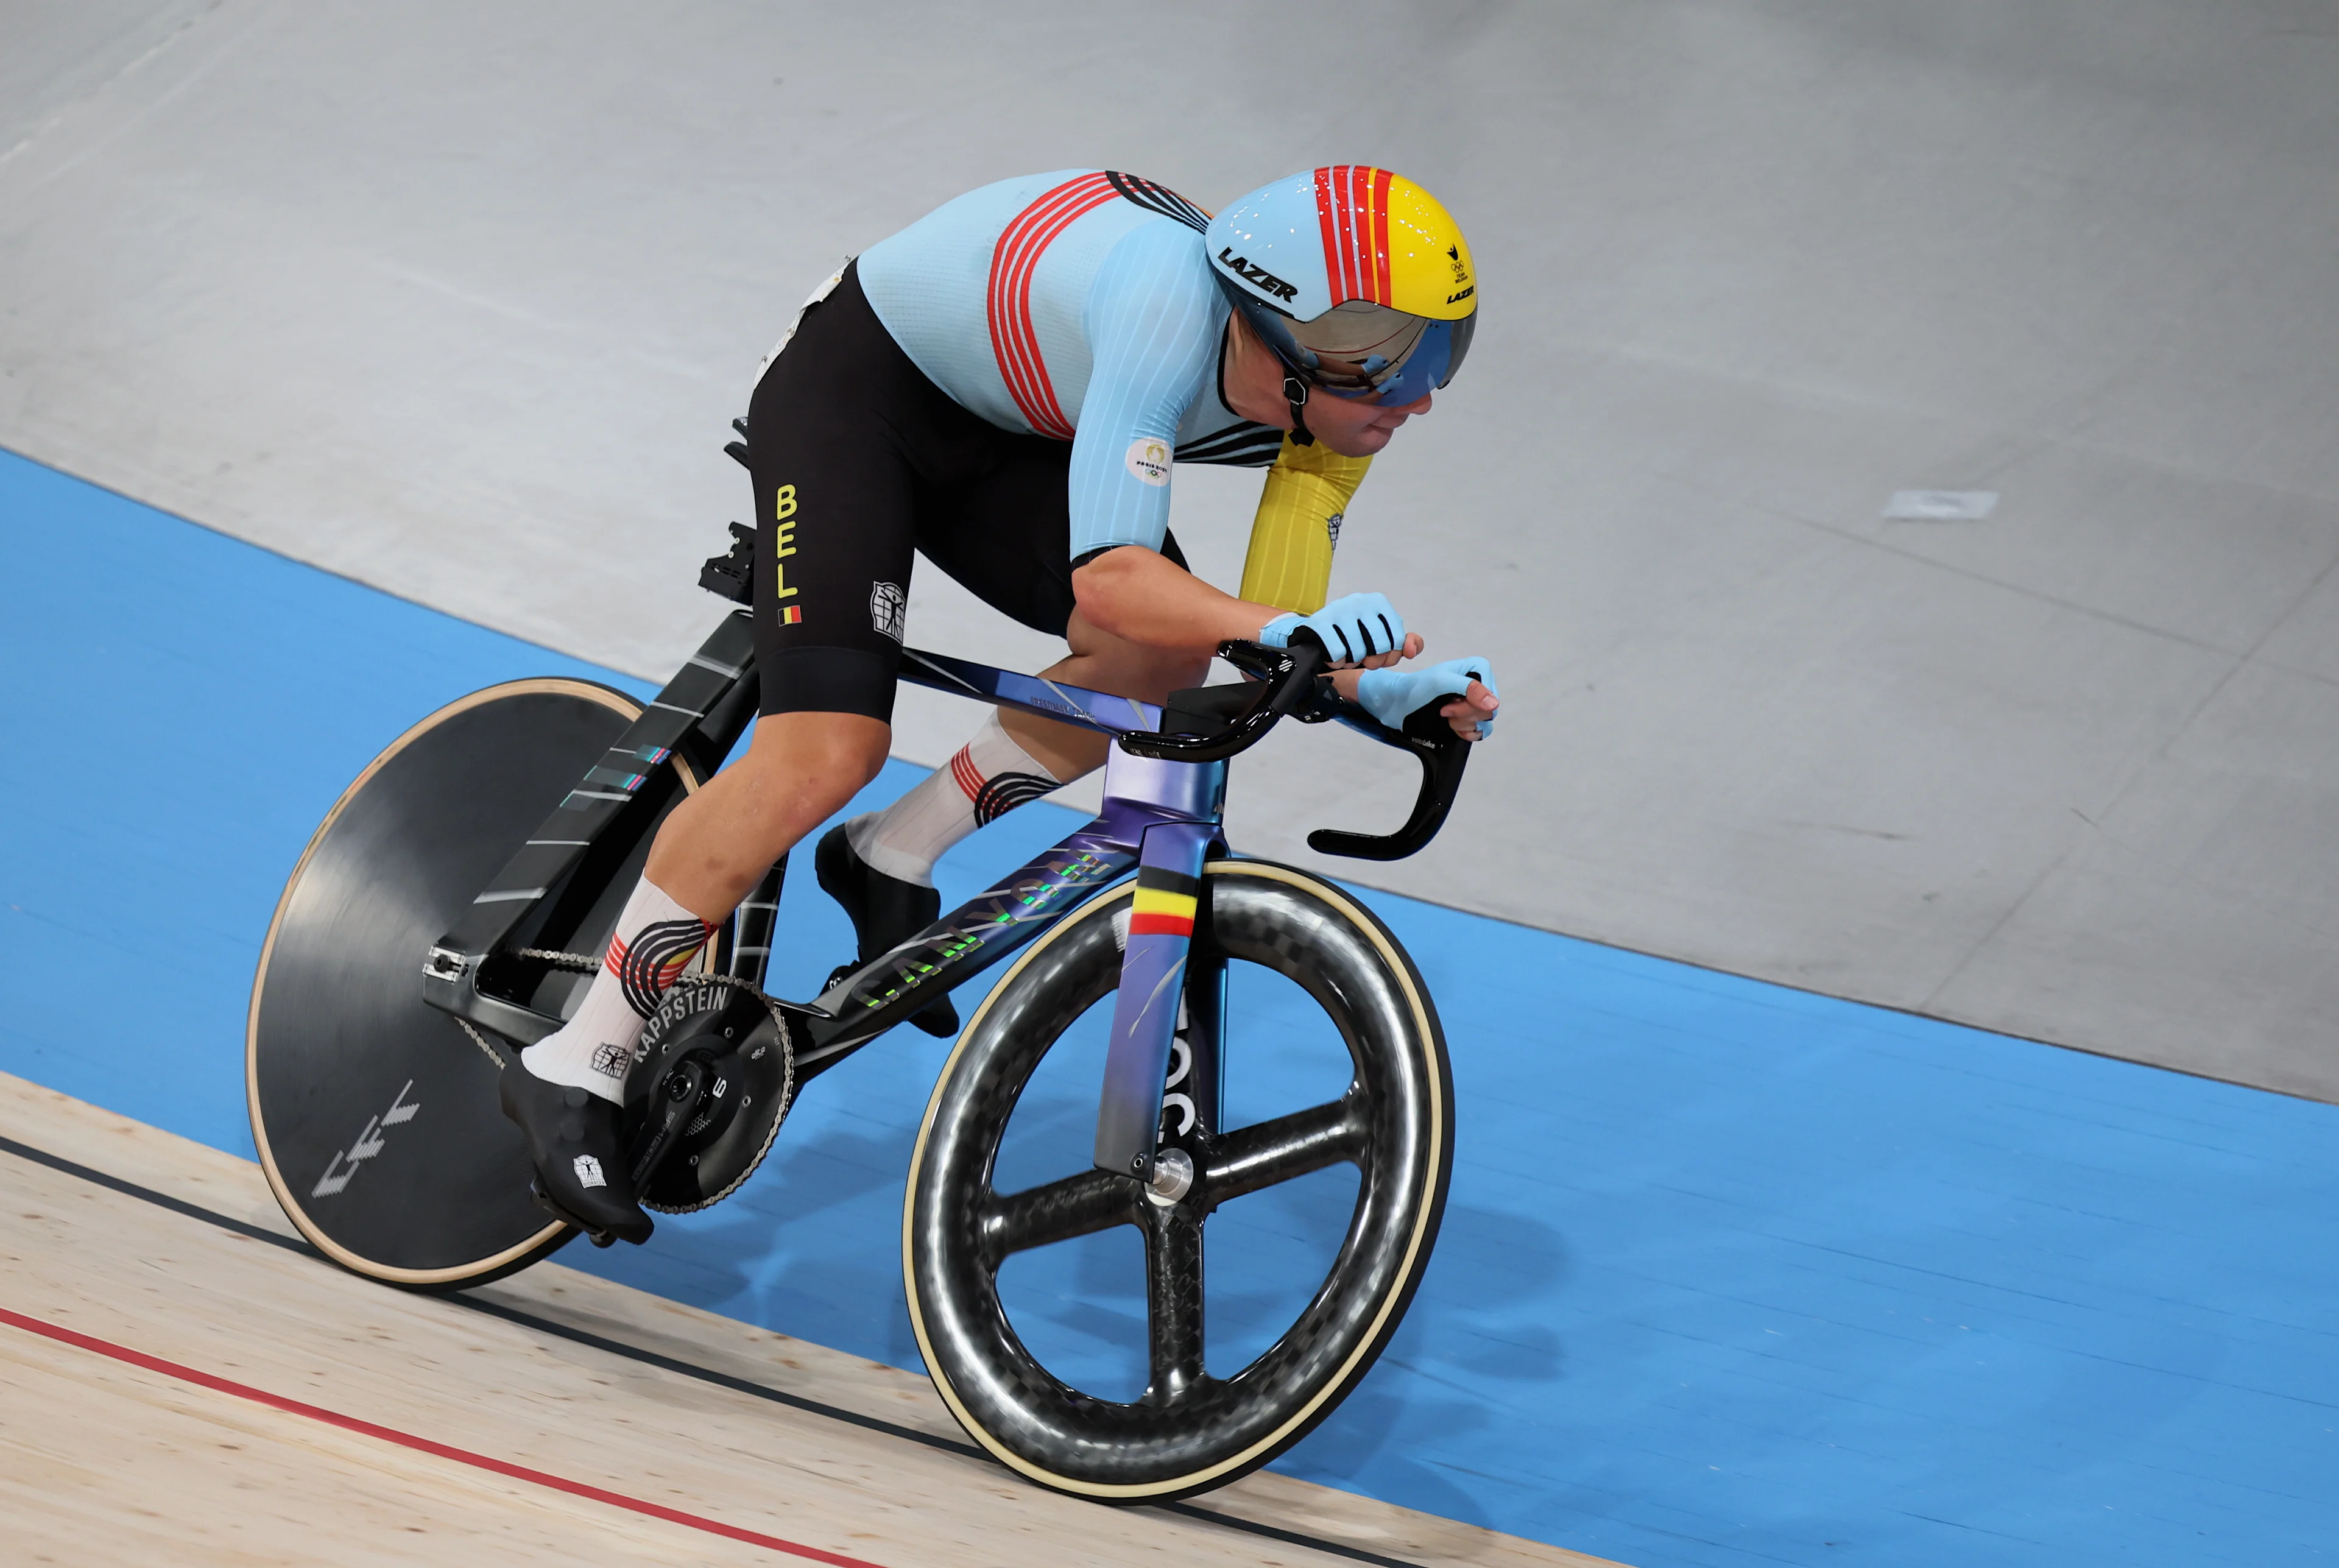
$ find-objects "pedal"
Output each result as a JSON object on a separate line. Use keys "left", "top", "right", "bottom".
{"left": 528, "top": 1177, "right": 616, "bottom": 1248}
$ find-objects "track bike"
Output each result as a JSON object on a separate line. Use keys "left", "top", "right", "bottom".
{"left": 247, "top": 512, "right": 1476, "bottom": 1502}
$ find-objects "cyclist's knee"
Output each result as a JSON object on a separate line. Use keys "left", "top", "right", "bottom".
{"left": 741, "top": 710, "right": 890, "bottom": 818}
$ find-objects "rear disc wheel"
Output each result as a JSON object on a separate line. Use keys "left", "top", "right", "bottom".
{"left": 247, "top": 679, "right": 699, "bottom": 1288}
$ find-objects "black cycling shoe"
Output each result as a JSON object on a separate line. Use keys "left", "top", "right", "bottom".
{"left": 814, "top": 822, "right": 958, "bottom": 1037}
{"left": 498, "top": 1064, "right": 654, "bottom": 1247}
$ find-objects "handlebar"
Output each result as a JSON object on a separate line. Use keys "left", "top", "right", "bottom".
{"left": 1117, "top": 638, "right": 1475, "bottom": 861}
{"left": 1301, "top": 691, "right": 1473, "bottom": 861}
{"left": 1114, "top": 639, "right": 1330, "bottom": 763}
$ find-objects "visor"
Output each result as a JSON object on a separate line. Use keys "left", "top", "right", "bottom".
{"left": 1243, "top": 298, "right": 1476, "bottom": 406}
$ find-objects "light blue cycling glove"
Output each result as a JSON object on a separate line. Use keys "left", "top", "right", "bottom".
{"left": 1356, "top": 657, "right": 1500, "bottom": 740}
{"left": 1260, "top": 592, "right": 1406, "bottom": 665}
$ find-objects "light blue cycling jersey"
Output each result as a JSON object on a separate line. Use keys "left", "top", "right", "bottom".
{"left": 855, "top": 169, "right": 1283, "bottom": 562}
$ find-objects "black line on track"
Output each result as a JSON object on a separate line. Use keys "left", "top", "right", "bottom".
{"left": 457, "top": 1291, "right": 979, "bottom": 1457}
{"left": 0, "top": 1131, "right": 300, "bottom": 1249}
{"left": 0, "top": 1131, "right": 1428, "bottom": 1568}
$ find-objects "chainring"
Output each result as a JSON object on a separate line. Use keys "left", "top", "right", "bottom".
{"left": 619, "top": 976, "right": 794, "bottom": 1213}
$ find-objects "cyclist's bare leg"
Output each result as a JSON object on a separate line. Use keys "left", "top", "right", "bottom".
{"left": 504, "top": 710, "right": 888, "bottom": 1237}
{"left": 647, "top": 711, "right": 891, "bottom": 917}
{"left": 521, "top": 712, "right": 886, "bottom": 1101}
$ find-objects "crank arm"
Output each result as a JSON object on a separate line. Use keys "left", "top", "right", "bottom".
{"left": 627, "top": 1056, "right": 709, "bottom": 1187}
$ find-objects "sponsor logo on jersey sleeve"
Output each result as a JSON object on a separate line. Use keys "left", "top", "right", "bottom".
{"left": 1125, "top": 437, "right": 1173, "bottom": 487}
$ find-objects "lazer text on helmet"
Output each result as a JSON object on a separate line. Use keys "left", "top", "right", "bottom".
{"left": 1216, "top": 249, "right": 1298, "bottom": 303}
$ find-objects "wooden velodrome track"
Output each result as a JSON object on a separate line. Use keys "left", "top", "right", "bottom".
{"left": 0, "top": 1071, "right": 1617, "bottom": 1567}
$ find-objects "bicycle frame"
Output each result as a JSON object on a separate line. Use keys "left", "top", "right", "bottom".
{"left": 421, "top": 610, "right": 1238, "bottom": 1185}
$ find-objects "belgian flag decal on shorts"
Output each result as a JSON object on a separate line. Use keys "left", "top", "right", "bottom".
{"left": 1128, "top": 867, "right": 1199, "bottom": 938}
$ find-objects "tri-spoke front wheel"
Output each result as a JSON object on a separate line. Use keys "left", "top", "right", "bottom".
{"left": 902, "top": 860, "right": 1453, "bottom": 1502}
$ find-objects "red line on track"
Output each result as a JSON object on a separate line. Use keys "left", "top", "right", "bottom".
{"left": 0, "top": 1304, "right": 886, "bottom": 1567}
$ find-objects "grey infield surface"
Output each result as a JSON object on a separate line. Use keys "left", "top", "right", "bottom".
{"left": 6, "top": 1, "right": 2338, "bottom": 1097}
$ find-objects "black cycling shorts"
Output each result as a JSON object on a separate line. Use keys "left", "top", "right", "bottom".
{"left": 746, "top": 261, "right": 1185, "bottom": 722}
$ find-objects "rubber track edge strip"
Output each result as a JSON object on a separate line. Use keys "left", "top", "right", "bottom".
{"left": 0, "top": 1131, "right": 1428, "bottom": 1568}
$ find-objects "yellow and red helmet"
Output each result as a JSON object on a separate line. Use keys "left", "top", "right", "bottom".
{"left": 1206, "top": 167, "right": 1477, "bottom": 405}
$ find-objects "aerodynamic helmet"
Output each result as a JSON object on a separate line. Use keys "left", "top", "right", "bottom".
{"left": 1204, "top": 166, "right": 1477, "bottom": 408}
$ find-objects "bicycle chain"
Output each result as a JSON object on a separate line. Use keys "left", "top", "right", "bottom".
{"left": 456, "top": 948, "right": 598, "bottom": 1069}
{"left": 515, "top": 946, "right": 600, "bottom": 972}
{"left": 456, "top": 1015, "right": 513, "bottom": 1072}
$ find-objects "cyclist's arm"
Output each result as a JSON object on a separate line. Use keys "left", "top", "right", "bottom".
{"left": 1238, "top": 434, "right": 1372, "bottom": 615}
{"left": 1071, "top": 543, "right": 1293, "bottom": 652}
{"left": 1077, "top": 549, "right": 1483, "bottom": 736}
{"left": 1074, "top": 546, "right": 1425, "bottom": 676}
{"left": 1059, "top": 225, "right": 1219, "bottom": 571}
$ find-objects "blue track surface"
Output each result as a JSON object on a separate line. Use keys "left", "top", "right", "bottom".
{"left": 5, "top": 447, "right": 2336, "bottom": 1567}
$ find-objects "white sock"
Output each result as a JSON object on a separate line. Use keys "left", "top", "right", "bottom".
{"left": 520, "top": 878, "right": 716, "bottom": 1103}
{"left": 845, "top": 712, "right": 1064, "bottom": 888}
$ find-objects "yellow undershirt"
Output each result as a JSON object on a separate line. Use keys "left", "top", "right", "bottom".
{"left": 1236, "top": 435, "right": 1373, "bottom": 615}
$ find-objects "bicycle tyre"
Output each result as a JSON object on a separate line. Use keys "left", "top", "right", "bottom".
{"left": 903, "top": 859, "right": 1453, "bottom": 1502}
{"left": 247, "top": 679, "right": 699, "bottom": 1288}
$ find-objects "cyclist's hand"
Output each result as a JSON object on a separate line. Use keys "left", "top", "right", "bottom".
{"left": 1260, "top": 592, "right": 1421, "bottom": 668}
{"left": 1355, "top": 657, "right": 1500, "bottom": 741}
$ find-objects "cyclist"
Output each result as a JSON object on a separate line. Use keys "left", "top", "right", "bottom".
{"left": 501, "top": 166, "right": 1501, "bottom": 1243}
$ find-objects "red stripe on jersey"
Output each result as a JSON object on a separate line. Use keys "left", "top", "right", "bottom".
{"left": 948, "top": 744, "right": 986, "bottom": 803}
{"left": 988, "top": 173, "right": 1120, "bottom": 440}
